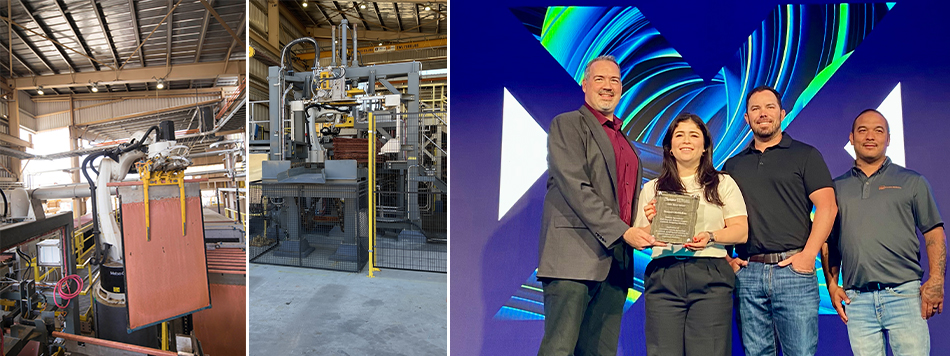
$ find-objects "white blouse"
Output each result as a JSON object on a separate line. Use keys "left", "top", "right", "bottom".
{"left": 633, "top": 173, "right": 747, "bottom": 259}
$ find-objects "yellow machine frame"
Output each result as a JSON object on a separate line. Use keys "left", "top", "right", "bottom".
{"left": 135, "top": 160, "right": 187, "bottom": 240}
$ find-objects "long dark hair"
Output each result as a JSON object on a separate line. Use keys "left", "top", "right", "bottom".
{"left": 656, "top": 113, "right": 724, "bottom": 206}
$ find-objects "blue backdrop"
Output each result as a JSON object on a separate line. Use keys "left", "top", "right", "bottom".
{"left": 450, "top": 0, "right": 950, "bottom": 354}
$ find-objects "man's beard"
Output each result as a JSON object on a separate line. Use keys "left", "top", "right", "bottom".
{"left": 751, "top": 123, "right": 779, "bottom": 139}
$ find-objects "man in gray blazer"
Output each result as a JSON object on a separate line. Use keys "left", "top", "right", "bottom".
{"left": 537, "top": 55, "right": 660, "bottom": 355}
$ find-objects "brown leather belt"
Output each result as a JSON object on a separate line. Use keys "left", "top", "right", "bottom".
{"left": 748, "top": 248, "right": 803, "bottom": 264}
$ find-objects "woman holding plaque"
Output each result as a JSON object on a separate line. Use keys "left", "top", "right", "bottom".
{"left": 632, "top": 113, "right": 748, "bottom": 356}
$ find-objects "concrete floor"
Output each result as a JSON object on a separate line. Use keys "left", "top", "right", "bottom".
{"left": 248, "top": 264, "right": 446, "bottom": 355}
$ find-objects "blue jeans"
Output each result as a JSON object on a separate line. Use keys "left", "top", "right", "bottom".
{"left": 735, "top": 261, "right": 819, "bottom": 356}
{"left": 844, "top": 280, "right": 930, "bottom": 356}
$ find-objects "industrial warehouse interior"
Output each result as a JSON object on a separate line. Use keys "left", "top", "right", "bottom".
{"left": 0, "top": 0, "right": 247, "bottom": 355}
{"left": 247, "top": 0, "right": 447, "bottom": 354}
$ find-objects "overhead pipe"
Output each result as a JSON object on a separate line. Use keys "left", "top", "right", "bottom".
{"left": 341, "top": 19, "right": 348, "bottom": 67}
{"left": 352, "top": 23, "right": 358, "bottom": 67}
{"left": 30, "top": 184, "right": 118, "bottom": 200}
{"left": 279, "top": 37, "right": 319, "bottom": 72}
{"left": 331, "top": 26, "right": 337, "bottom": 66}
{"left": 187, "top": 148, "right": 241, "bottom": 158}
{"left": 278, "top": 37, "right": 319, "bottom": 161}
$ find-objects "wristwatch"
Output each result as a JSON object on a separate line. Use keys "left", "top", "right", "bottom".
{"left": 706, "top": 231, "right": 716, "bottom": 244}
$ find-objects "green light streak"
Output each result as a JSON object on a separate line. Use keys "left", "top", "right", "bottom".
{"left": 786, "top": 52, "right": 853, "bottom": 126}
{"left": 541, "top": 6, "right": 573, "bottom": 48}
{"left": 625, "top": 288, "right": 642, "bottom": 303}
{"left": 835, "top": 4, "right": 850, "bottom": 58}
{"left": 774, "top": 4, "right": 793, "bottom": 89}
{"left": 729, "top": 37, "right": 753, "bottom": 126}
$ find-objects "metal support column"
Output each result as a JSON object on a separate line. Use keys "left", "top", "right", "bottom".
{"left": 268, "top": 66, "right": 283, "bottom": 161}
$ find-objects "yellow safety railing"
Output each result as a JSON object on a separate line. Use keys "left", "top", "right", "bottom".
{"left": 0, "top": 222, "right": 100, "bottom": 324}
{"left": 73, "top": 222, "right": 98, "bottom": 296}
{"left": 32, "top": 258, "right": 59, "bottom": 282}
{"left": 246, "top": 213, "right": 268, "bottom": 247}
{"left": 80, "top": 302, "right": 93, "bottom": 323}
{"left": 223, "top": 208, "right": 248, "bottom": 222}
{"left": 368, "top": 113, "right": 380, "bottom": 278}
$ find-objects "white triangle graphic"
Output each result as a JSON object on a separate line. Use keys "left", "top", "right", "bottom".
{"left": 498, "top": 88, "right": 549, "bottom": 220}
{"left": 845, "top": 83, "right": 905, "bottom": 166}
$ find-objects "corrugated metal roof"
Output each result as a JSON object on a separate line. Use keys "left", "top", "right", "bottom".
{"left": 33, "top": 94, "right": 221, "bottom": 131}
{"left": 1, "top": 0, "right": 245, "bottom": 93}
{"left": 286, "top": 1, "right": 446, "bottom": 35}
{"left": 0, "top": 0, "right": 245, "bottom": 163}
{"left": 76, "top": 95, "right": 222, "bottom": 124}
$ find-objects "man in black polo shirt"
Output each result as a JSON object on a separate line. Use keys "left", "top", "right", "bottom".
{"left": 722, "top": 85, "right": 838, "bottom": 356}
{"left": 821, "top": 109, "right": 945, "bottom": 356}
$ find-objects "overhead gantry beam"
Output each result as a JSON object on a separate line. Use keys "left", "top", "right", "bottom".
{"left": 13, "top": 60, "right": 245, "bottom": 90}
{"left": 297, "top": 38, "right": 446, "bottom": 60}
{"left": 31, "top": 87, "right": 222, "bottom": 102}
{"left": 308, "top": 27, "right": 443, "bottom": 41}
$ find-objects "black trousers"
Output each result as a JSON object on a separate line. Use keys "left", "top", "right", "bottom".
{"left": 537, "top": 260, "right": 627, "bottom": 356}
{"left": 644, "top": 257, "right": 735, "bottom": 356}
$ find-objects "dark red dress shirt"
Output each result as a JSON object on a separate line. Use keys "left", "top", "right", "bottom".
{"left": 585, "top": 103, "right": 639, "bottom": 226}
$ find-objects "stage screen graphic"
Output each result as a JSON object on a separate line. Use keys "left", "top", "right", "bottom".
{"left": 451, "top": 0, "right": 950, "bottom": 355}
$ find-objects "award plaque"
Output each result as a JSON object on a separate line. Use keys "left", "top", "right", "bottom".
{"left": 650, "top": 191, "right": 700, "bottom": 244}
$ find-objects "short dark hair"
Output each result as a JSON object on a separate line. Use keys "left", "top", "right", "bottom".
{"left": 851, "top": 109, "right": 889, "bottom": 133}
{"left": 745, "top": 85, "right": 784, "bottom": 112}
{"left": 582, "top": 55, "right": 619, "bottom": 82}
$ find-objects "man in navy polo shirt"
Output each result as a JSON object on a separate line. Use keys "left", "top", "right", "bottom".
{"left": 722, "top": 85, "right": 838, "bottom": 356}
{"left": 821, "top": 109, "right": 945, "bottom": 356}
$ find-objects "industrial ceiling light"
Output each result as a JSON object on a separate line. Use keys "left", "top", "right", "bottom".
{"left": 424, "top": 3, "right": 432, "bottom": 11}
{"left": 36, "top": 86, "right": 44, "bottom": 95}
{"left": 156, "top": 78, "right": 165, "bottom": 89}
{"left": 302, "top": 0, "right": 308, "bottom": 7}
{"left": 359, "top": 2, "right": 366, "bottom": 9}
{"left": 90, "top": 81, "right": 99, "bottom": 92}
